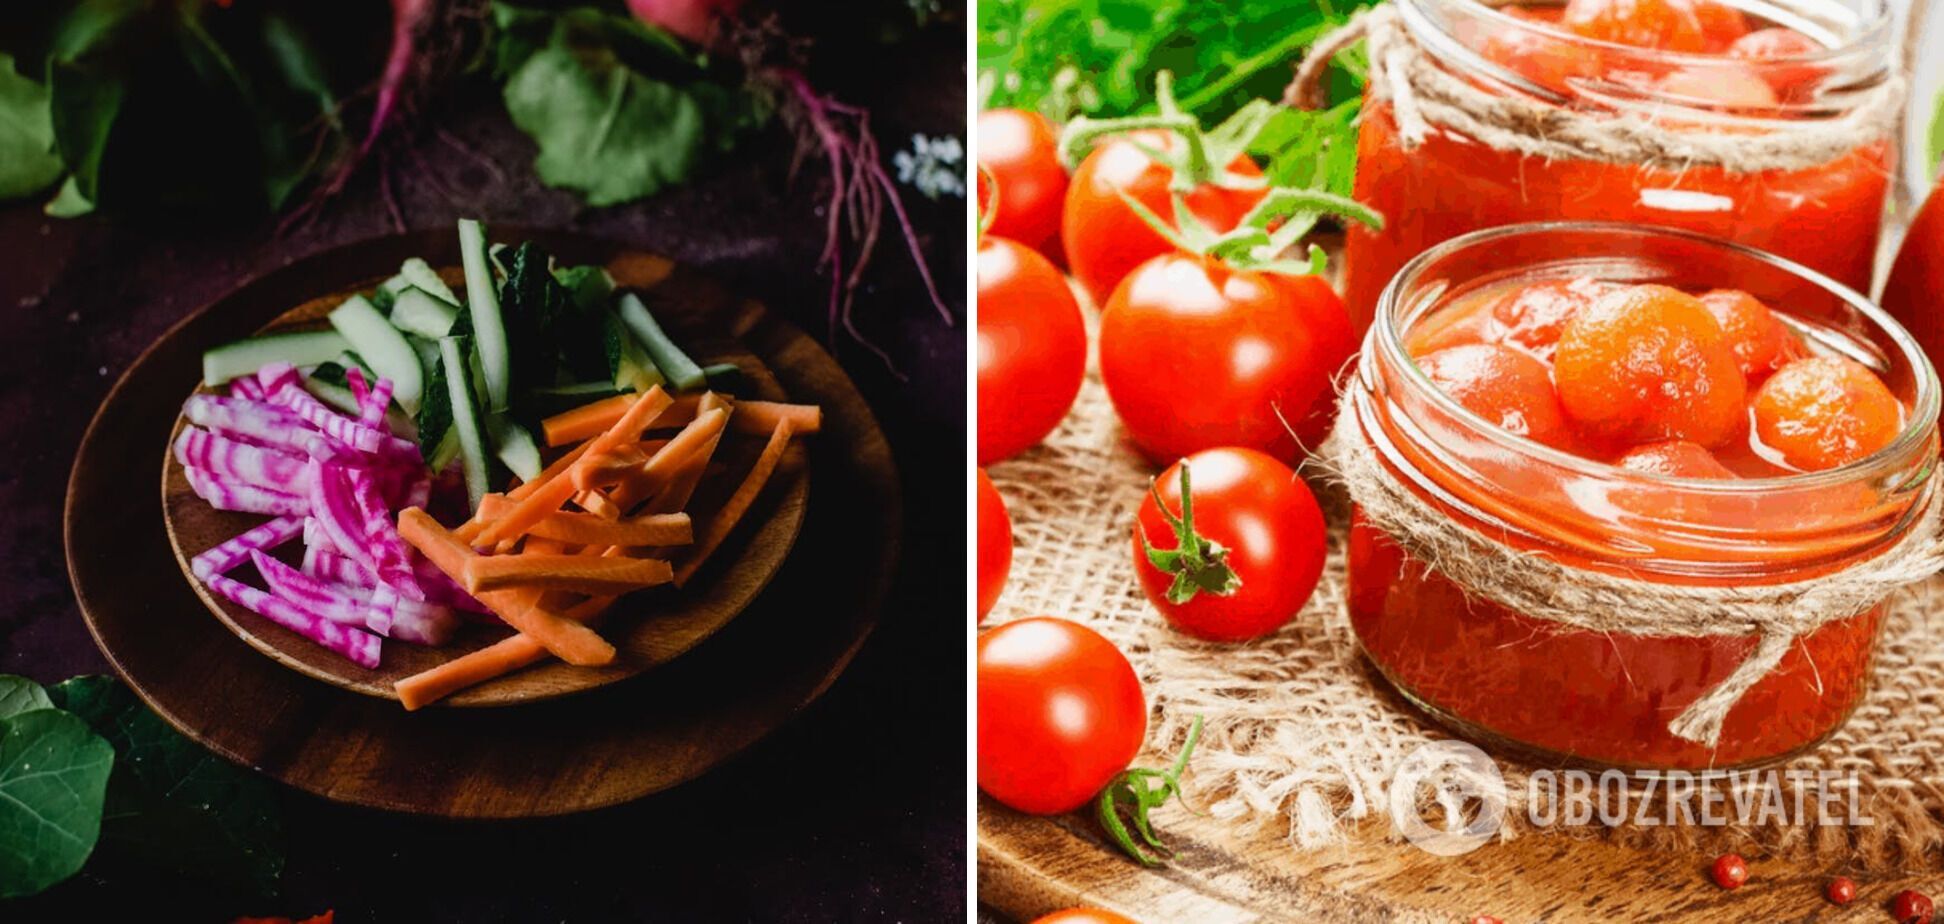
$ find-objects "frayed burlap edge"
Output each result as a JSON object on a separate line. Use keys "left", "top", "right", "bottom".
{"left": 987, "top": 370, "right": 1944, "bottom": 871}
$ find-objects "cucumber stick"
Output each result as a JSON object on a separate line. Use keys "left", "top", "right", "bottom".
{"left": 426, "top": 427, "right": 462, "bottom": 473}
{"left": 329, "top": 294, "right": 424, "bottom": 414}
{"left": 390, "top": 287, "right": 459, "bottom": 340}
{"left": 616, "top": 292, "right": 705, "bottom": 391}
{"left": 202, "top": 330, "right": 350, "bottom": 385}
{"left": 439, "top": 337, "right": 491, "bottom": 508}
{"left": 487, "top": 416, "right": 543, "bottom": 481}
{"left": 459, "top": 219, "right": 512, "bottom": 411}
{"left": 603, "top": 309, "right": 664, "bottom": 393}
{"left": 398, "top": 257, "right": 460, "bottom": 306}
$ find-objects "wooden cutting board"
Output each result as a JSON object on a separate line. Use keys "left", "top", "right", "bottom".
{"left": 981, "top": 794, "right": 1944, "bottom": 921}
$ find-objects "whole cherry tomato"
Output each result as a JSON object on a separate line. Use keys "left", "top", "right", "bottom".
{"left": 978, "top": 109, "right": 1069, "bottom": 259}
{"left": 1062, "top": 131, "right": 1266, "bottom": 306}
{"left": 1100, "top": 253, "right": 1354, "bottom": 464}
{"left": 977, "top": 469, "right": 1013, "bottom": 622}
{"left": 978, "top": 235, "right": 1086, "bottom": 464}
{"left": 978, "top": 617, "right": 1146, "bottom": 815}
{"left": 1134, "top": 448, "right": 1326, "bottom": 641}
{"left": 1031, "top": 910, "right": 1139, "bottom": 924}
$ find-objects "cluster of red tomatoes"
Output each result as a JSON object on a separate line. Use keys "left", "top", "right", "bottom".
{"left": 975, "top": 106, "right": 1341, "bottom": 830}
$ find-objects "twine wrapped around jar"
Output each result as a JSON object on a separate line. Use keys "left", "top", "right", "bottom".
{"left": 1285, "top": 3, "right": 1904, "bottom": 175}
{"left": 1323, "top": 405, "right": 1944, "bottom": 746}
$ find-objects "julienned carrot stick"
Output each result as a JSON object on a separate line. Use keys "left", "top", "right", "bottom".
{"left": 475, "top": 388, "right": 673, "bottom": 547}
{"left": 675, "top": 419, "right": 795, "bottom": 586}
{"left": 463, "top": 553, "right": 674, "bottom": 595}
{"left": 394, "top": 594, "right": 617, "bottom": 710}
{"left": 527, "top": 510, "right": 692, "bottom": 547}
{"left": 397, "top": 508, "right": 616, "bottom": 666}
{"left": 655, "top": 399, "right": 821, "bottom": 436}
{"left": 571, "top": 444, "right": 650, "bottom": 491}
{"left": 606, "top": 408, "right": 728, "bottom": 514}
{"left": 541, "top": 393, "right": 635, "bottom": 446}
{"left": 650, "top": 394, "right": 731, "bottom": 515}
{"left": 514, "top": 442, "right": 594, "bottom": 500}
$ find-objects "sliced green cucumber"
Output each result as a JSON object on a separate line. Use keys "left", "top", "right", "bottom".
{"left": 390, "top": 287, "right": 460, "bottom": 340}
{"left": 554, "top": 264, "right": 615, "bottom": 313}
{"left": 202, "top": 329, "right": 351, "bottom": 385}
{"left": 487, "top": 416, "right": 543, "bottom": 482}
{"left": 440, "top": 336, "right": 491, "bottom": 508}
{"left": 603, "top": 309, "right": 664, "bottom": 393}
{"left": 616, "top": 292, "right": 705, "bottom": 391}
{"left": 458, "top": 219, "right": 512, "bottom": 411}
{"left": 533, "top": 381, "right": 626, "bottom": 398}
{"left": 329, "top": 294, "right": 424, "bottom": 414}
{"left": 425, "top": 427, "right": 461, "bottom": 473}
{"left": 398, "top": 257, "right": 460, "bottom": 306}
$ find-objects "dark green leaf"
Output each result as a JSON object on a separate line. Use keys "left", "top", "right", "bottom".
{"left": 505, "top": 46, "right": 702, "bottom": 206}
{"left": 43, "top": 174, "right": 92, "bottom": 216}
{"left": 0, "top": 676, "right": 51, "bottom": 720}
{"left": 0, "top": 708, "right": 113, "bottom": 898}
{"left": 0, "top": 54, "right": 64, "bottom": 200}
{"left": 48, "top": 676, "right": 284, "bottom": 897}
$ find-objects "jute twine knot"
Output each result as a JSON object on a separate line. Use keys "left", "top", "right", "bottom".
{"left": 1285, "top": 3, "right": 1903, "bottom": 174}
{"left": 1322, "top": 405, "right": 1944, "bottom": 746}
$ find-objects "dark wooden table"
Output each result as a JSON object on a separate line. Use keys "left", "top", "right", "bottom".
{"left": 0, "top": 21, "right": 965, "bottom": 923}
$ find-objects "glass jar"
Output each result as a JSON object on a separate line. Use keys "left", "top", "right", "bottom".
{"left": 1338, "top": 0, "right": 1898, "bottom": 331}
{"left": 1343, "top": 222, "right": 1939, "bottom": 770}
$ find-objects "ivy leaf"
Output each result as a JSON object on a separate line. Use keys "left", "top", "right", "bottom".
{"left": 0, "top": 675, "right": 53, "bottom": 720}
{"left": 48, "top": 676, "right": 284, "bottom": 897}
{"left": 0, "top": 54, "right": 64, "bottom": 200}
{"left": 0, "top": 708, "right": 114, "bottom": 898}
{"left": 504, "top": 45, "right": 710, "bottom": 207}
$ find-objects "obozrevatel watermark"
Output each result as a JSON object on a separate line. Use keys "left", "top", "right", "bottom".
{"left": 1391, "top": 741, "right": 1874, "bottom": 856}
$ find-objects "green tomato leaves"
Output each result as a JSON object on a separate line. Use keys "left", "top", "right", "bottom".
{"left": 494, "top": 2, "right": 766, "bottom": 207}
{"left": 0, "top": 675, "right": 113, "bottom": 899}
{"left": 0, "top": 55, "right": 66, "bottom": 201}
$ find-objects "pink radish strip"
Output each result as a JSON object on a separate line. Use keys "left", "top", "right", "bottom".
{"left": 346, "top": 468, "right": 422, "bottom": 598}
{"left": 265, "top": 377, "right": 412, "bottom": 456}
{"left": 190, "top": 515, "right": 304, "bottom": 580}
{"left": 203, "top": 572, "right": 382, "bottom": 668}
{"left": 404, "top": 474, "right": 431, "bottom": 511}
{"left": 312, "top": 548, "right": 377, "bottom": 587}
{"left": 173, "top": 428, "right": 311, "bottom": 493}
{"left": 251, "top": 550, "right": 389, "bottom": 634}
{"left": 184, "top": 466, "right": 309, "bottom": 517}
{"left": 359, "top": 374, "right": 395, "bottom": 431}
{"left": 183, "top": 395, "right": 320, "bottom": 454}
{"left": 230, "top": 375, "right": 266, "bottom": 401}
{"left": 345, "top": 367, "right": 372, "bottom": 408}
{"left": 307, "top": 461, "right": 380, "bottom": 573}
{"left": 370, "top": 585, "right": 458, "bottom": 646}
{"left": 255, "top": 362, "right": 301, "bottom": 396}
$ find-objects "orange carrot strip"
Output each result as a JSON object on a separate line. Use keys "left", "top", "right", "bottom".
{"left": 512, "top": 442, "right": 594, "bottom": 500}
{"left": 526, "top": 510, "right": 692, "bottom": 547}
{"left": 649, "top": 393, "right": 732, "bottom": 515}
{"left": 397, "top": 509, "right": 616, "bottom": 666}
{"left": 541, "top": 393, "right": 635, "bottom": 446}
{"left": 577, "top": 489, "right": 622, "bottom": 519}
{"left": 606, "top": 407, "right": 728, "bottom": 514}
{"left": 463, "top": 553, "right": 674, "bottom": 595}
{"left": 655, "top": 398, "right": 820, "bottom": 436}
{"left": 675, "top": 419, "right": 795, "bottom": 586}
{"left": 571, "top": 444, "right": 650, "bottom": 491}
{"left": 475, "top": 388, "right": 673, "bottom": 547}
{"left": 393, "top": 594, "right": 617, "bottom": 710}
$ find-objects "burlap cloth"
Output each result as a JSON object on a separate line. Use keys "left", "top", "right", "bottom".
{"left": 986, "top": 356, "right": 1944, "bottom": 871}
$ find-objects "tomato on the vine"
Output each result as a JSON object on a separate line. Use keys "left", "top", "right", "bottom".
{"left": 1134, "top": 448, "right": 1326, "bottom": 641}
{"left": 978, "top": 617, "right": 1146, "bottom": 815}
{"left": 1100, "top": 252, "right": 1355, "bottom": 464}
{"left": 977, "top": 235, "right": 1086, "bottom": 465}
{"left": 1062, "top": 131, "right": 1265, "bottom": 306}
{"left": 977, "top": 469, "right": 1013, "bottom": 622}
{"left": 978, "top": 109, "right": 1069, "bottom": 260}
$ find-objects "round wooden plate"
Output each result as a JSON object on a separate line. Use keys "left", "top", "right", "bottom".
{"left": 66, "top": 229, "right": 901, "bottom": 817}
{"left": 159, "top": 261, "right": 807, "bottom": 706}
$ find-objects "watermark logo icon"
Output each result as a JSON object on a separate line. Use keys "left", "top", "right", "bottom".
{"left": 1389, "top": 740, "right": 1506, "bottom": 856}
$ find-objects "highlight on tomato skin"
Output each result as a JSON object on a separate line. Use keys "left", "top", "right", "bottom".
{"left": 1561, "top": 0, "right": 1708, "bottom": 52}
{"left": 1132, "top": 448, "right": 1327, "bottom": 642}
{"left": 976, "top": 235, "right": 1087, "bottom": 466}
{"left": 978, "top": 108, "right": 1071, "bottom": 260}
{"left": 1030, "top": 910, "right": 1140, "bottom": 924}
{"left": 1751, "top": 356, "right": 1905, "bottom": 472}
{"left": 1615, "top": 440, "right": 1738, "bottom": 479}
{"left": 1062, "top": 131, "right": 1266, "bottom": 306}
{"left": 1099, "top": 253, "right": 1350, "bottom": 465}
{"left": 977, "top": 617, "right": 1148, "bottom": 816}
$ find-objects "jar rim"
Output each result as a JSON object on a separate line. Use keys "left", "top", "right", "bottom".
{"left": 1369, "top": 220, "right": 1942, "bottom": 494}
{"left": 1397, "top": 0, "right": 1894, "bottom": 110}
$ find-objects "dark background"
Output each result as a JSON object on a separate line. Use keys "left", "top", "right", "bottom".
{"left": 0, "top": 13, "right": 967, "bottom": 924}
